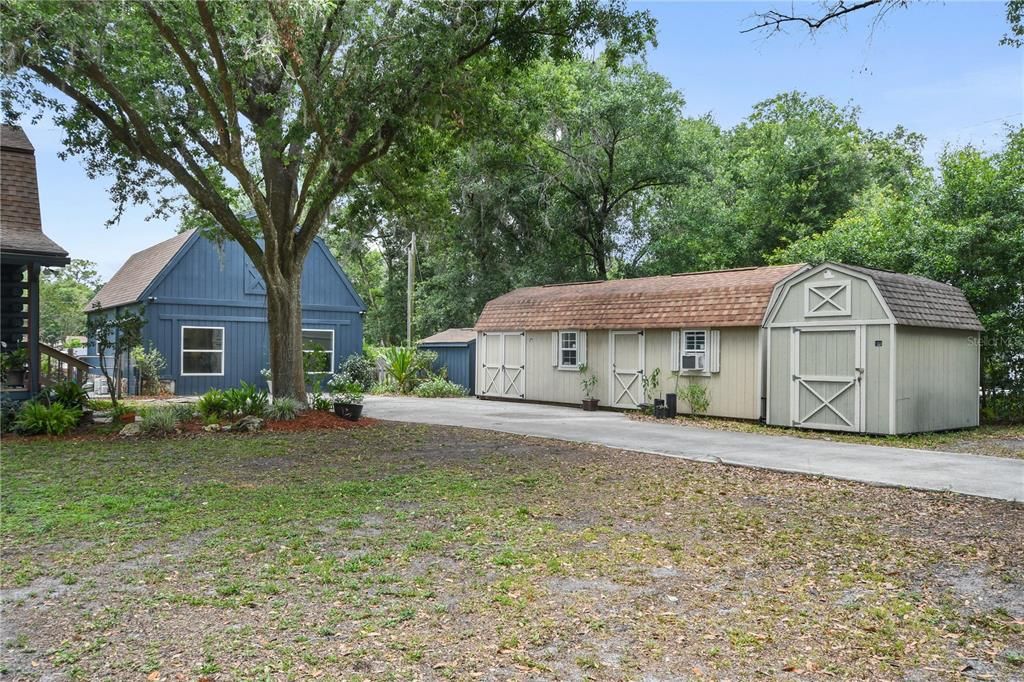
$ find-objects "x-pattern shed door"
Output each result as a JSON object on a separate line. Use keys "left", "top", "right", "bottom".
{"left": 791, "top": 327, "right": 861, "bottom": 432}
{"left": 480, "top": 332, "right": 525, "bottom": 399}
{"left": 610, "top": 331, "right": 644, "bottom": 408}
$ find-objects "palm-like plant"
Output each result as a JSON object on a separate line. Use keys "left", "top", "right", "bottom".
{"left": 379, "top": 347, "right": 433, "bottom": 394}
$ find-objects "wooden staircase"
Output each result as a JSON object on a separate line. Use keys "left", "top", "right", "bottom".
{"left": 38, "top": 343, "right": 91, "bottom": 386}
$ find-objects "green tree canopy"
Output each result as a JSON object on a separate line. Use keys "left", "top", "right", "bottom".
{"left": 39, "top": 259, "right": 103, "bottom": 346}
{"left": 3, "top": 0, "right": 654, "bottom": 400}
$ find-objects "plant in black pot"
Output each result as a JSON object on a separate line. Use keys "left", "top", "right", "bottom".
{"left": 1, "top": 348, "right": 29, "bottom": 388}
{"left": 328, "top": 374, "right": 364, "bottom": 421}
{"left": 578, "top": 364, "right": 600, "bottom": 411}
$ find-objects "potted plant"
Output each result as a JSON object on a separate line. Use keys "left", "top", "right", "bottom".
{"left": 578, "top": 364, "right": 600, "bottom": 411}
{"left": 328, "top": 374, "right": 364, "bottom": 421}
{"left": 112, "top": 402, "right": 137, "bottom": 423}
{"left": 1, "top": 348, "right": 29, "bottom": 388}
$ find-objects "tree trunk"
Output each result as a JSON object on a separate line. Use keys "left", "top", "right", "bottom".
{"left": 265, "top": 273, "right": 307, "bottom": 404}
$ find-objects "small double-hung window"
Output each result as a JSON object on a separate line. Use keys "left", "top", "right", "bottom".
{"left": 559, "top": 331, "right": 578, "bottom": 369}
{"left": 671, "top": 329, "right": 719, "bottom": 374}
{"left": 181, "top": 326, "right": 224, "bottom": 376}
{"left": 681, "top": 330, "right": 706, "bottom": 372}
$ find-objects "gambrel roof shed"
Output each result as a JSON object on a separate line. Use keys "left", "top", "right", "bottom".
{"left": 475, "top": 264, "right": 806, "bottom": 331}
{"left": 841, "top": 264, "right": 982, "bottom": 331}
{"left": 763, "top": 262, "right": 982, "bottom": 436}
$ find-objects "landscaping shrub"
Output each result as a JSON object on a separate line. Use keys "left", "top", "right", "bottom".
{"left": 310, "top": 393, "right": 333, "bottom": 411}
{"left": 110, "top": 402, "right": 138, "bottom": 420}
{"left": 46, "top": 379, "right": 90, "bottom": 411}
{"left": 170, "top": 403, "right": 196, "bottom": 422}
{"left": 223, "top": 381, "right": 269, "bottom": 417}
{"left": 13, "top": 401, "right": 80, "bottom": 436}
{"left": 678, "top": 382, "right": 711, "bottom": 416}
{"left": 88, "top": 399, "right": 114, "bottom": 411}
{"left": 140, "top": 406, "right": 178, "bottom": 435}
{"left": 337, "top": 353, "right": 376, "bottom": 390}
{"left": 982, "top": 393, "right": 1024, "bottom": 424}
{"left": 196, "top": 389, "right": 229, "bottom": 419}
{"left": 413, "top": 375, "right": 467, "bottom": 398}
{"left": 370, "top": 379, "right": 398, "bottom": 395}
{"left": 0, "top": 398, "right": 21, "bottom": 433}
{"left": 131, "top": 343, "right": 167, "bottom": 395}
{"left": 266, "top": 396, "right": 301, "bottom": 421}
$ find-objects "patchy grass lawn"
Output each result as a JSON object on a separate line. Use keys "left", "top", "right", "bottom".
{"left": 2, "top": 423, "right": 1022, "bottom": 680}
{"left": 630, "top": 413, "right": 1024, "bottom": 459}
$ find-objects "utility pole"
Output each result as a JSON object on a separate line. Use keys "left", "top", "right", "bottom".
{"left": 406, "top": 232, "right": 416, "bottom": 346}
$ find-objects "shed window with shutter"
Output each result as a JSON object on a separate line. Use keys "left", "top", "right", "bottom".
{"left": 672, "top": 329, "right": 720, "bottom": 374}
{"left": 558, "top": 330, "right": 578, "bottom": 369}
{"left": 681, "top": 330, "right": 706, "bottom": 371}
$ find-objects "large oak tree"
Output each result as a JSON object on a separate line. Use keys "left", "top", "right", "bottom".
{"left": 1, "top": 0, "right": 653, "bottom": 400}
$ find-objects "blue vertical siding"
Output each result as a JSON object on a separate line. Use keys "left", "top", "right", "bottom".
{"left": 419, "top": 341, "right": 476, "bottom": 395}
{"left": 86, "top": 235, "right": 364, "bottom": 396}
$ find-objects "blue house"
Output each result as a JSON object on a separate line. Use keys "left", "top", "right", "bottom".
{"left": 85, "top": 230, "right": 364, "bottom": 395}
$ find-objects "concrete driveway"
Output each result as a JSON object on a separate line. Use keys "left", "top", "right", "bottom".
{"left": 363, "top": 396, "right": 1024, "bottom": 502}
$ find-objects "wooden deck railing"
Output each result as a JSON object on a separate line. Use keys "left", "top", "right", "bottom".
{"left": 38, "top": 342, "right": 91, "bottom": 386}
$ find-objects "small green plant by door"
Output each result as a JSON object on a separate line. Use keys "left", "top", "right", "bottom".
{"left": 579, "top": 364, "right": 600, "bottom": 411}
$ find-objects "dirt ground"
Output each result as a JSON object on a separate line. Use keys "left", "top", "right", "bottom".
{"left": 2, "top": 422, "right": 1022, "bottom": 680}
{"left": 630, "top": 413, "right": 1024, "bottom": 460}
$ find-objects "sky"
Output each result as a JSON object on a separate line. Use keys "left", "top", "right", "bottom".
{"left": 15, "top": 0, "right": 1024, "bottom": 280}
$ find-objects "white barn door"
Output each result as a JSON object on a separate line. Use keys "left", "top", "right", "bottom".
{"left": 480, "top": 332, "right": 525, "bottom": 399}
{"left": 790, "top": 327, "right": 862, "bottom": 432}
{"left": 501, "top": 332, "right": 526, "bottom": 399}
{"left": 609, "top": 330, "right": 645, "bottom": 408}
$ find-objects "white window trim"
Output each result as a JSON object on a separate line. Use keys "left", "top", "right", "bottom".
{"left": 805, "top": 280, "right": 851, "bottom": 317}
{"left": 557, "top": 329, "right": 580, "bottom": 371}
{"left": 181, "top": 325, "right": 225, "bottom": 377}
{"left": 680, "top": 328, "right": 709, "bottom": 375}
{"left": 302, "top": 328, "right": 336, "bottom": 374}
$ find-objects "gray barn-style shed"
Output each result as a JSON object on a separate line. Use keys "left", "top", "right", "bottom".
{"left": 475, "top": 262, "right": 982, "bottom": 435}
{"left": 763, "top": 263, "right": 982, "bottom": 435}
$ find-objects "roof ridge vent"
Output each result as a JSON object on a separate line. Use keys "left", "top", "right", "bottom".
{"left": 671, "top": 266, "right": 758, "bottom": 277}
{"left": 542, "top": 279, "right": 605, "bottom": 288}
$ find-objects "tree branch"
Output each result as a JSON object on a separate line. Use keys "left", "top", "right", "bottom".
{"left": 140, "top": 1, "right": 232, "bottom": 150}
{"left": 742, "top": 0, "right": 898, "bottom": 34}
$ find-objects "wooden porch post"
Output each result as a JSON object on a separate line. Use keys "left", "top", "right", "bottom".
{"left": 28, "top": 263, "right": 40, "bottom": 395}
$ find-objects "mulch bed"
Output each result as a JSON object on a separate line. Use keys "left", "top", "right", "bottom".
{"left": 264, "top": 410, "right": 378, "bottom": 432}
{"left": 3, "top": 409, "right": 378, "bottom": 442}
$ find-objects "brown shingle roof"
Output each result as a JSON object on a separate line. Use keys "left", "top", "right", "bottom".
{"left": 418, "top": 328, "right": 477, "bottom": 345}
{"left": 842, "top": 264, "right": 982, "bottom": 331}
{"left": 0, "top": 125, "right": 69, "bottom": 262}
{"left": 475, "top": 265, "right": 806, "bottom": 331}
{"left": 86, "top": 230, "right": 195, "bottom": 312}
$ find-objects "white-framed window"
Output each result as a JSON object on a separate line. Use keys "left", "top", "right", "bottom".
{"left": 558, "top": 330, "right": 579, "bottom": 369}
{"left": 302, "top": 328, "right": 335, "bottom": 373}
{"left": 181, "top": 326, "right": 224, "bottom": 376}
{"left": 681, "top": 329, "right": 706, "bottom": 372}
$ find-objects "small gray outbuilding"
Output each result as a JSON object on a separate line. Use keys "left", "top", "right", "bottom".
{"left": 418, "top": 328, "right": 477, "bottom": 395}
{"left": 763, "top": 263, "right": 982, "bottom": 435}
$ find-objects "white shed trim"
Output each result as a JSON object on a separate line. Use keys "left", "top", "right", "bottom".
{"left": 762, "top": 262, "right": 896, "bottom": 327}
{"left": 708, "top": 329, "right": 721, "bottom": 373}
